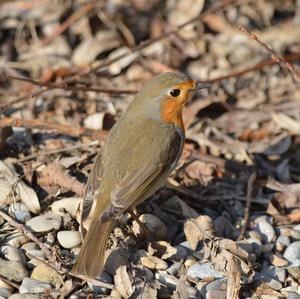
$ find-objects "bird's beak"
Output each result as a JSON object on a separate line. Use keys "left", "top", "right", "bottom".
{"left": 192, "top": 82, "right": 210, "bottom": 91}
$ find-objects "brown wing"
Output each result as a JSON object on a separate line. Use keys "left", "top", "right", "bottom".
{"left": 81, "top": 150, "right": 103, "bottom": 236}
{"left": 100, "top": 129, "right": 183, "bottom": 222}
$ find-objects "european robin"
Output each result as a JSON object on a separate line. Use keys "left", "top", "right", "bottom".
{"left": 73, "top": 72, "right": 208, "bottom": 277}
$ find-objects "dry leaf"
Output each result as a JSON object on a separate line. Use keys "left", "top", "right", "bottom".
{"left": 0, "top": 160, "right": 40, "bottom": 214}
{"left": 114, "top": 265, "right": 134, "bottom": 299}
{"left": 184, "top": 215, "right": 215, "bottom": 250}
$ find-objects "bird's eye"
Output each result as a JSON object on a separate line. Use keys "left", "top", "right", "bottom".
{"left": 169, "top": 89, "right": 181, "bottom": 97}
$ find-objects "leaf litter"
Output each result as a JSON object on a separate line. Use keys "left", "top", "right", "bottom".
{"left": 0, "top": 0, "right": 300, "bottom": 298}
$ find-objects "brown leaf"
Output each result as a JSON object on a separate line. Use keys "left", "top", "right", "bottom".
{"left": 184, "top": 216, "right": 215, "bottom": 250}
{"left": 114, "top": 265, "right": 134, "bottom": 299}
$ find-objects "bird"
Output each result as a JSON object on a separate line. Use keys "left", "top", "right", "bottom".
{"left": 72, "top": 72, "right": 208, "bottom": 277}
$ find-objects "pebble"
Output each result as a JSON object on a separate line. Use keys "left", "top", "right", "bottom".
{"left": 51, "top": 197, "right": 82, "bottom": 218}
{"left": 172, "top": 246, "right": 188, "bottom": 261}
{"left": 155, "top": 272, "right": 178, "bottom": 289}
{"left": 9, "top": 203, "right": 31, "bottom": 223}
{"left": 276, "top": 235, "right": 290, "bottom": 252}
{"left": 287, "top": 293, "right": 300, "bottom": 299}
{"left": 254, "top": 218, "right": 276, "bottom": 243}
{"left": 83, "top": 113, "right": 104, "bottom": 130}
{"left": 184, "top": 255, "right": 197, "bottom": 268}
{"left": 57, "top": 231, "right": 81, "bottom": 249}
{"left": 0, "top": 245, "right": 27, "bottom": 264}
{"left": 179, "top": 241, "right": 194, "bottom": 255}
{"left": 132, "top": 214, "right": 167, "bottom": 240}
{"left": 206, "top": 290, "right": 226, "bottom": 299}
{"left": 0, "top": 279, "right": 13, "bottom": 298}
{"left": 21, "top": 243, "right": 38, "bottom": 252}
{"left": 7, "top": 235, "right": 28, "bottom": 248}
{"left": 283, "top": 241, "right": 300, "bottom": 262}
{"left": 167, "top": 261, "right": 182, "bottom": 276}
{"left": 261, "top": 265, "right": 286, "bottom": 282}
{"left": 0, "top": 258, "right": 28, "bottom": 282}
{"left": 19, "top": 277, "right": 51, "bottom": 294}
{"left": 0, "top": 287, "right": 12, "bottom": 298}
{"left": 287, "top": 264, "right": 300, "bottom": 280}
{"left": 290, "top": 229, "right": 300, "bottom": 240}
{"left": 269, "top": 253, "right": 288, "bottom": 267}
{"left": 105, "top": 249, "right": 129, "bottom": 276}
{"left": 31, "top": 263, "right": 63, "bottom": 287}
{"left": 26, "top": 214, "right": 61, "bottom": 233}
{"left": 140, "top": 255, "right": 168, "bottom": 270}
{"left": 25, "top": 249, "right": 45, "bottom": 260}
{"left": 87, "top": 271, "right": 113, "bottom": 294}
{"left": 187, "top": 262, "right": 223, "bottom": 281}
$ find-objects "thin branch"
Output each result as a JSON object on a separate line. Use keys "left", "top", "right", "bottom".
{"left": 0, "top": 209, "right": 51, "bottom": 256}
{"left": 0, "top": 117, "right": 108, "bottom": 140}
{"left": 238, "top": 171, "right": 257, "bottom": 240}
{"left": 239, "top": 25, "right": 300, "bottom": 82}
{"left": 41, "top": 1, "right": 96, "bottom": 46}
{"left": 200, "top": 52, "right": 300, "bottom": 84}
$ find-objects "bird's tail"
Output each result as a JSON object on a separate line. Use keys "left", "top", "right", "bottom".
{"left": 72, "top": 219, "right": 115, "bottom": 277}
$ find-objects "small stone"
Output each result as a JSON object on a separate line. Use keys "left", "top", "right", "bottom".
{"left": 0, "top": 258, "right": 28, "bottom": 282}
{"left": 287, "top": 264, "right": 300, "bottom": 280}
{"left": 167, "top": 262, "right": 182, "bottom": 276}
{"left": 25, "top": 249, "right": 45, "bottom": 260}
{"left": 105, "top": 249, "right": 129, "bottom": 276}
{"left": 83, "top": 113, "right": 105, "bottom": 130}
{"left": 171, "top": 246, "right": 188, "bottom": 261}
{"left": 261, "top": 265, "right": 286, "bottom": 282}
{"left": 287, "top": 293, "right": 300, "bottom": 299}
{"left": 19, "top": 277, "right": 51, "bottom": 294}
{"left": 0, "top": 245, "right": 27, "bottom": 264}
{"left": 26, "top": 214, "right": 61, "bottom": 233}
{"left": 155, "top": 272, "right": 178, "bottom": 289}
{"left": 179, "top": 241, "right": 194, "bottom": 255}
{"left": 132, "top": 214, "right": 167, "bottom": 240}
{"left": 187, "top": 262, "right": 223, "bottom": 282}
{"left": 21, "top": 243, "right": 38, "bottom": 252}
{"left": 7, "top": 235, "right": 28, "bottom": 248}
{"left": 269, "top": 253, "right": 288, "bottom": 267}
{"left": 9, "top": 203, "right": 31, "bottom": 223}
{"left": 254, "top": 218, "right": 276, "bottom": 243}
{"left": 87, "top": 271, "right": 112, "bottom": 294}
{"left": 276, "top": 235, "right": 290, "bottom": 252}
{"left": 31, "top": 263, "right": 63, "bottom": 287}
{"left": 206, "top": 290, "right": 226, "bottom": 299}
{"left": 51, "top": 197, "right": 82, "bottom": 219}
{"left": 57, "top": 231, "right": 81, "bottom": 249}
{"left": 184, "top": 255, "right": 197, "bottom": 268}
{"left": 0, "top": 286, "right": 12, "bottom": 298}
{"left": 264, "top": 278, "right": 282, "bottom": 291}
{"left": 290, "top": 229, "right": 300, "bottom": 240}
{"left": 284, "top": 241, "right": 300, "bottom": 262}
{"left": 140, "top": 255, "right": 168, "bottom": 270}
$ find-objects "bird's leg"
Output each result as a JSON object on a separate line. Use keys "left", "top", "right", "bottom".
{"left": 128, "top": 208, "right": 153, "bottom": 236}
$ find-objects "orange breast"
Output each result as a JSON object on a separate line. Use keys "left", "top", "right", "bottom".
{"left": 160, "top": 99, "right": 184, "bottom": 131}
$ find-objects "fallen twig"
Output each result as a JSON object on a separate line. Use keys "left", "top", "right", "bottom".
{"left": 0, "top": 117, "right": 108, "bottom": 140}
{"left": 238, "top": 171, "right": 257, "bottom": 240}
{"left": 0, "top": 209, "right": 51, "bottom": 257}
{"left": 239, "top": 25, "right": 300, "bottom": 82}
{"left": 41, "top": 1, "right": 96, "bottom": 46}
